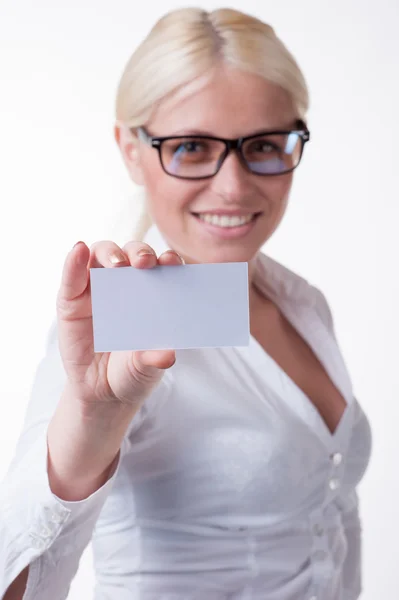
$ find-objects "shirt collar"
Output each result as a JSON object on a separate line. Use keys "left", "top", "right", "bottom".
{"left": 254, "top": 252, "right": 315, "bottom": 307}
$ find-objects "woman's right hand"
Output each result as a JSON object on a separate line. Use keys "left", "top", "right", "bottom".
{"left": 56, "top": 240, "right": 183, "bottom": 415}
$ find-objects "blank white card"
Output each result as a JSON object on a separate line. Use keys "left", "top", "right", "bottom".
{"left": 90, "top": 262, "right": 250, "bottom": 352}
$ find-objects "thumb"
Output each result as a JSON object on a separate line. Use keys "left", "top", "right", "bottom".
{"left": 108, "top": 349, "right": 176, "bottom": 403}
{"left": 57, "top": 242, "right": 90, "bottom": 311}
{"left": 133, "top": 350, "right": 176, "bottom": 373}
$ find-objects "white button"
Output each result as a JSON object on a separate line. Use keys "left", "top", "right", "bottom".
{"left": 313, "top": 524, "right": 324, "bottom": 536}
{"left": 31, "top": 537, "right": 46, "bottom": 551}
{"left": 331, "top": 452, "right": 343, "bottom": 466}
{"left": 40, "top": 525, "right": 54, "bottom": 540}
{"left": 314, "top": 550, "right": 327, "bottom": 561}
{"left": 45, "top": 504, "right": 67, "bottom": 523}
{"left": 329, "top": 478, "right": 340, "bottom": 490}
{"left": 50, "top": 512, "right": 65, "bottom": 524}
{"left": 54, "top": 504, "right": 67, "bottom": 516}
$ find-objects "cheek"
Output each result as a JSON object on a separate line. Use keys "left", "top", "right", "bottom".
{"left": 141, "top": 164, "right": 176, "bottom": 215}
{"left": 264, "top": 175, "right": 293, "bottom": 207}
{"left": 142, "top": 164, "right": 201, "bottom": 224}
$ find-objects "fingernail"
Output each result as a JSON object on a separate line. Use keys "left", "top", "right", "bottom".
{"left": 110, "top": 251, "right": 127, "bottom": 264}
{"left": 137, "top": 248, "right": 155, "bottom": 257}
{"left": 164, "top": 250, "right": 185, "bottom": 264}
{"left": 73, "top": 241, "right": 84, "bottom": 249}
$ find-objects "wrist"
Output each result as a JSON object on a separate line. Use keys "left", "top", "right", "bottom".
{"left": 47, "top": 445, "right": 121, "bottom": 501}
{"left": 61, "top": 380, "right": 139, "bottom": 429}
{"left": 46, "top": 387, "right": 136, "bottom": 501}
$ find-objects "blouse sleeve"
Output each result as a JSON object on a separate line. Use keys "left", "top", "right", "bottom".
{"left": 0, "top": 321, "right": 131, "bottom": 599}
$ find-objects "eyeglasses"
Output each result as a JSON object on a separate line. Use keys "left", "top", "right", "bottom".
{"left": 135, "top": 121, "right": 310, "bottom": 180}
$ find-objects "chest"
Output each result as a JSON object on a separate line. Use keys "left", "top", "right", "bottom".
{"left": 121, "top": 343, "right": 371, "bottom": 524}
{"left": 250, "top": 297, "right": 347, "bottom": 435}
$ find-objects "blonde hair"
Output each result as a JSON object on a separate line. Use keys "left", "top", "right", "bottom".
{"left": 115, "top": 7, "right": 309, "bottom": 240}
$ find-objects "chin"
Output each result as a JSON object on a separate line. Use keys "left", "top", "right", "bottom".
{"left": 184, "top": 216, "right": 274, "bottom": 264}
{"left": 169, "top": 226, "right": 270, "bottom": 264}
{"left": 189, "top": 245, "right": 260, "bottom": 265}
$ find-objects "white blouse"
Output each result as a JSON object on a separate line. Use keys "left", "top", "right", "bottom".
{"left": 0, "top": 226, "right": 372, "bottom": 600}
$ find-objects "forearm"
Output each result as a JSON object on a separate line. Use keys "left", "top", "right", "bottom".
{"left": 47, "top": 384, "right": 137, "bottom": 501}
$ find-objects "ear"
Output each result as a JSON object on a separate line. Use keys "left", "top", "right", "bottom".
{"left": 114, "top": 121, "right": 145, "bottom": 185}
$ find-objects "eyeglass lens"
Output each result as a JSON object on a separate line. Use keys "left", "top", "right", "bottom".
{"left": 160, "top": 132, "right": 303, "bottom": 178}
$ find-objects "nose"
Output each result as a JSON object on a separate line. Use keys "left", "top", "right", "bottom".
{"left": 209, "top": 150, "right": 251, "bottom": 201}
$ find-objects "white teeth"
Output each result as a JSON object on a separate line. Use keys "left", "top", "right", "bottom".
{"left": 197, "top": 213, "right": 255, "bottom": 228}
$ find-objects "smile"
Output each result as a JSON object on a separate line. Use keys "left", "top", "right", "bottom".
{"left": 192, "top": 212, "right": 261, "bottom": 228}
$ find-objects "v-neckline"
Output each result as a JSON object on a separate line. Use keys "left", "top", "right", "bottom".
{"left": 238, "top": 255, "right": 354, "bottom": 446}
{"left": 246, "top": 331, "right": 350, "bottom": 445}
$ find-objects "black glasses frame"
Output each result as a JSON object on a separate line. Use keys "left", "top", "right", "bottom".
{"left": 136, "top": 120, "right": 310, "bottom": 180}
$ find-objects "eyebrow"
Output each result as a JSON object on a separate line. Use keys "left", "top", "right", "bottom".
{"left": 156, "top": 122, "right": 301, "bottom": 138}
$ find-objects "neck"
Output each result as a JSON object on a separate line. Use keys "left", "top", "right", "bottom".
{"left": 248, "top": 253, "right": 260, "bottom": 305}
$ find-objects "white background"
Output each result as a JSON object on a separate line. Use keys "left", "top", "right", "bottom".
{"left": 0, "top": 0, "right": 398, "bottom": 598}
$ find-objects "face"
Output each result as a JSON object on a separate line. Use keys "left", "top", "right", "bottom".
{"left": 116, "top": 65, "right": 299, "bottom": 266}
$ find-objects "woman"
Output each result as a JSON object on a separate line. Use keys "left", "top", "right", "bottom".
{"left": 0, "top": 7, "right": 372, "bottom": 600}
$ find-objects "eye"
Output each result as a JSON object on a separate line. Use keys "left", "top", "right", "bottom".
{"left": 250, "top": 140, "right": 280, "bottom": 153}
{"left": 174, "top": 140, "right": 204, "bottom": 153}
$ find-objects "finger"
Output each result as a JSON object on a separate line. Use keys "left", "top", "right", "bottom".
{"left": 122, "top": 241, "right": 158, "bottom": 268}
{"left": 58, "top": 241, "right": 90, "bottom": 303}
{"left": 89, "top": 240, "right": 130, "bottom": 269}
{"left": 134, "top": 349, "right": 176, "bottom": 371}
{"left": 158, "top": 250, "right": 185, "bottom": 266}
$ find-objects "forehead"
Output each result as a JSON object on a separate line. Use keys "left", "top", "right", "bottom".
{"left": 148, "top": 66, "right": 297, "bottom": 137}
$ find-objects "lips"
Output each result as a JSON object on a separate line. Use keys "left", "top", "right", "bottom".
{"left": 190, "top": 210, "right": 262, "bottom": 240}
